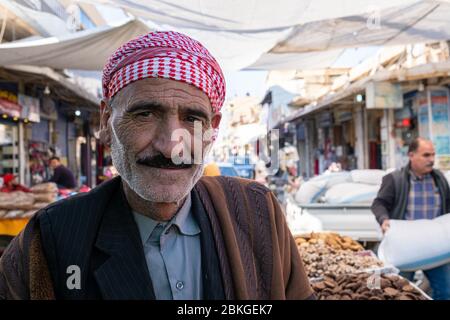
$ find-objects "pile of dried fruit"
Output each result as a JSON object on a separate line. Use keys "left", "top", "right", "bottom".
{"left": 298, "top": 241, "right": 383, "bottom": 278}
{"left": 311, "top": 273, "right": 428, "bottom": 300}
{"left": 295, "top": 232, "right": 364, "bottom": 251}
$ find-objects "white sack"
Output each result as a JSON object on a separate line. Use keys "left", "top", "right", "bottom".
{"left": 324, "top": 182, "right": 380, "bottom": 204}
{"left": 350, "top": 169, "right": 386, "bottom": 185}
{"left": 295, "top": 171, "right": 351, "bottom": 204}
{"left": 378, "top": 214, "right": 450, "bottom": 271}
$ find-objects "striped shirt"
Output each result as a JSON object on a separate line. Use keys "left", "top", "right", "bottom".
{"left": 405, "top": 171, "right": 441, "bottom": 220}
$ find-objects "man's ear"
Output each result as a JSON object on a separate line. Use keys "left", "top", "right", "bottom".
{"left": 99, "top": 100, "right": 112, "bottom": 146}
{"left": 211, "top": 112, "right": 222, "bottom": 129}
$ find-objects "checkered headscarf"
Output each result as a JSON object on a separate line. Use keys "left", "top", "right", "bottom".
{"left": 102, "top": 31, "right": 226, "bottom": 112}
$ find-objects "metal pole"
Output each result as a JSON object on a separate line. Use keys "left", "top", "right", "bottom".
{"left": 18, "top": 122, "right": 25, "bottom": 184}
{"left": 426, "top": 88, "right": 433, "bottom": 140}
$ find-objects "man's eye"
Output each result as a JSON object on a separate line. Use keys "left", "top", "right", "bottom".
{"left": 136, "top": 111, "right": 152, "bottom": 117}
{"left": 186, "top": 116, "right": 201, "bottom": 123}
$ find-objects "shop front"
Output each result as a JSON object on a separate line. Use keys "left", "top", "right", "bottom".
{"left": 314, "top": 111, "right": 334, "bottom": 175}
{"left": 392, "top": 90, "right": 419, "bottom": 168}
{"left": 332, "top": 108, "right": 357, "bottom": 171}
{"left": 0, "top": 83, "right": 40, "bottom": 184}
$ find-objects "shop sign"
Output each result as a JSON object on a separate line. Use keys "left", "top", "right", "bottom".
{"left": 317, "top": 112, "right": 333, "bottom": 128}
{"left": 0, "top": 89, "right": 22, "bottom": 118}
{"left": 334, "top": 110, "right": 353, "bottom": 123}
{"left": 366, "top": 81, "right": 403, "bottom": 109}
{"left": 430, "top": 90, "right": 450, "bottom": 162}
{"left": 438, "top": 155, "right": 450, "bottom": 171}
{"left": 19, "top": 94, "right": 40, "bottom": 122}
{"left": 417, "top": 88, "right": 450, "bottom": 170}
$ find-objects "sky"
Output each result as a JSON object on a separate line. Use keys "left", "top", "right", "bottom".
{"left": 224, "top": 70, "right": 268, "bottom": 100}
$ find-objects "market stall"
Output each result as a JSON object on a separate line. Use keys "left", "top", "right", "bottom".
{"left": 295, "top": 232, "right": 432, "bottom": 300}
{"left": 0, "top": 182, "right": 57, "bottom": 236}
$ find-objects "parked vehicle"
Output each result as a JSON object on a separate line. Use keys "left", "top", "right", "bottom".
{"left": 217, "top": 163, "right": 240, "bottom": 177}
{"left": 230, "top": 156, "right": 255, "bottom": 179}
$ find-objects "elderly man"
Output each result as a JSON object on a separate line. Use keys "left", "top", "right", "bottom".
{"left": 0, "top": 32, "right": 313, "bottom": 300}
{"left": 371, "top": 137, "right": 450, "bottom": 300}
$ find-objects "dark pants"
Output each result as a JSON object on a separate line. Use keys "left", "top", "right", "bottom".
{"left": 400, "top": 263, "right": 450, "bottom": 300}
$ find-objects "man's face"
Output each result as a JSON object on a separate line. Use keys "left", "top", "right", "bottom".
{"left": 409, "top": 140, "right": 435, "bottom": 175}
{"left": 100, "top": 78, "right": 221, "bottom": 203}
{"left": 49, "top": 159, "right": 59, "bottom": 169}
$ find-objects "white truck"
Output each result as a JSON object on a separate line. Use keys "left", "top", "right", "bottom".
{"left": 296, "top": 203, "right": 383, "bottom": 243}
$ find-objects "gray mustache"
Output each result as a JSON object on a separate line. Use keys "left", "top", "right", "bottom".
{"left": 136, "top": 154, "right": 193, "bottom": 169}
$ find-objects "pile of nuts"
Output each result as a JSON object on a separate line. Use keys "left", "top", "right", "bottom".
{"left": 298, "top": 241, "right": 383, "bottom": 278}
{"left": 295, "top": 232, "right": 364, "bottom": 251}
{"left": 311, "top": 273, "right": 428, "bottom": 300}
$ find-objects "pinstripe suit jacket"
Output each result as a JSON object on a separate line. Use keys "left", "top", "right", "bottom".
{"left": 0, "top": 176, "right": 313, "bottom": 300}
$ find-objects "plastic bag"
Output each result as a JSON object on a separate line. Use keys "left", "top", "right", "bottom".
{"left": 378, "top": 214, "right": 450, "bottom": 271}
{"left": 286, "top": 198, "right": 323, "bottom": 234}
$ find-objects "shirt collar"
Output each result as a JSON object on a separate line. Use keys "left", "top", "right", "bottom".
{"left": 409, "top": 170, "right": 431, "bottom": 182}
{"left": 132, "top": 193, "right": 200, "bottom": 244}
{"left": 171, "top": 193, "right": 200, "bottom": 236}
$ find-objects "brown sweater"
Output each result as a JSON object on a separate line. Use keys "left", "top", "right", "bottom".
{"left": 0, "top": 176, "right": 313, "bottom": 300}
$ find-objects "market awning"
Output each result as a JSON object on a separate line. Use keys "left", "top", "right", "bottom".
{"left": 270, "top": 0, "right": 450, "bottom": 54}
{"left": 246, "top": 50, "right": 346, "bottom": 70}
{"left": 0, "top": 65, "right": 100, "bottom": 108}
{"left": 0, "top": 19, "right": 151, "bottom": 70}
{"left": 85, "top": 0, "right": 417, "bottom": 31}
{"left": 0, "top": 0, "right": 69, "bottom": 37}
{"left": 82, "top": 0, "right": 422, "bottom": 70}
{"left": 4, "top": 1, "right": 447, "bottom": 71}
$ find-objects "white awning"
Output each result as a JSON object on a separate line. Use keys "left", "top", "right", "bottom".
{"left": 85, "top": 0, "right": 417, "bottom": 31}
{"left": 2, "top": 1, "right": 450, "bottom": 71}
{"left": 268, "top": 0, "right": 450, "bottom": 54}
{"left": 2, "top": 65, "right": 100, "bottom": 106}
{"left": 0, "top": 19, "right": 151, "bottom": 70}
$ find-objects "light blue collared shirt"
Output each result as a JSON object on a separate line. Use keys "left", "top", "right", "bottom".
{"left": 132, "top": 194, "right": 203, "bottom": 300}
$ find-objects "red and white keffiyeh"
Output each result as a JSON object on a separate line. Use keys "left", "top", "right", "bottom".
{"left": 102, "top": 31, "right": 226, "bottom": 112}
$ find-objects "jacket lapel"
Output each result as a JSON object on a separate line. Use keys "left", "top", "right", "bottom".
{"left": 93, "top": 181, "right": 155, "bottom": 300}
{"left": 92, "top": 179, "right": 226, "bottom": 300}
{"left": 191, "top": 187, "right": 226, "bottom": 300}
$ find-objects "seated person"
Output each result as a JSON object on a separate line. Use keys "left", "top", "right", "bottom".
{"left": 0, "top": 174, "right": 30, "bottom": 193}
{"left": 48, "top": 157, "right": 77, "bottom": 189}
